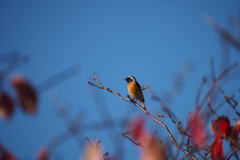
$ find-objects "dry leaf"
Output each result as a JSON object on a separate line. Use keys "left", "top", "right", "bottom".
{"left": 0, "top": 144, "right": 17, "bottom": 160}
{"left": 0, "top": 92, "right": 14, "bottom": 119}
{"left": 9, "top": 74, "right": 37, "bottom": 114}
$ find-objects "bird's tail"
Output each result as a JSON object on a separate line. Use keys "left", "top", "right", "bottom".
{"left": 141, "top": 102, "right": 146, "bottom": 110}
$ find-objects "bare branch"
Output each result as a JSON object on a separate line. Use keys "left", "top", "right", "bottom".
{"left": 38, "top": 65, "right": 79, "bottom": 93}
{"left": 217, "top": 85, "right": 240, "bottom": 117}
{"left": 156, "top": 113, "right": 170, "bottom": 118}
{"left": 86, "top": 137, "right": 94, "bottom": 147}
{"left": 203, "top": 14, "right": 240, "bottom": 51}
{"left": 149, "top": 87, "right": 180, "bottom": 122}
{"left": 195, "top": 77, "right": 207, "bottom": 106}
{"left": 207, "top": 96, "right": 218, "bottom": 116}
{"left": 87, "top": 73, "right": 198, "bottom": 160}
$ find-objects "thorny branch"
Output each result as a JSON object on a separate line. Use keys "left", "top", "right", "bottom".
{"left": 87, "top": 73, "right": 198, "bottom": 160}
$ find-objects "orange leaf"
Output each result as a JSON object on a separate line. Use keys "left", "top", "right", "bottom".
{"left": 0, "top": 92, "right": 14, "bottom": 119}
{"left": 9, "top": 74, "right": 37, "bottom": 114}
{"left": 210, "top": 136, "right": 224, "bottom": 160}
{"left": 81, "top": 142, "right": 101, "bottom": 160}
{"left": 140, "top": 136, "right": 166, "bottom": 160}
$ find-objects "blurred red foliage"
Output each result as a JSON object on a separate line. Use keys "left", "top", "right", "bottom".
{"left": 188, "top": 110, "right": 206, "bottom": 149}
{"left": 36, "top": 147, "right": 49, "bottom": 160}
{"left": 210, "top": 136, "right": 224, "bottom": 160}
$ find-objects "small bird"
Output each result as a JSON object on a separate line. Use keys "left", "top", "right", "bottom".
{"left": 124, "top": 76, "right": 146, "bottom": 110}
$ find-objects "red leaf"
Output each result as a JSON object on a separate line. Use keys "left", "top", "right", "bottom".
{"left": 210, "top": 116, "right": 230, "bottom": 138}
{"left": 37, "top": 147, "right": 49, "bottom": 160}
{"left": 9, "top": 74, "right": 37, "bottom": 114}
{"left": 128, "top": 115, "right": 167, "bottom": 159}
{"left": 210, "top": 136, "right": 224, "bottom": 160}
{"left": 217, "top": 116, "right": 230, "bottom": 136}
{"left": 0, "top": 92, "right": 14, "bottom": 119}
{"left": 226, "top": 126, "right": 239, "bottom": 147}
{"left": 188, "top": 111, "right": 206, "bottom": 149}
{"left": 211, "top": 117, "right": 239, "bottom": 147}
{"left": 128, "top": 115, "right": 147, "bottom": 141}
{"left": 0, "top": 144, "right": 17, "bottom": 160}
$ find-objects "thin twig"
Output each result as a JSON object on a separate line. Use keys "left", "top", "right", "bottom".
{"left": 207, "top": 96, "right": 218, "bottom": 116}
{"left": 156, "top": 113, "right": 170, "bottom": 118}
{"left": 226, "top": 147, "right": 240, "bottom": 160}
{"left": 121, "top": 132, "right": 145, "bottom": 148}
{"left": 198, "top": 62, "right": 238, "bottom": 110}
{"left": 149, "top": 87, "right": 180, "bottom": 122}
{"left": 210, "top": 58, "right": 216, "bottom": 82}
{"left": 217, "top": 85, "right": 240, "bottom": 117}
{"left": 195, "top": 77, "right": 207, "bottom": 106}
{"left": 0, "top": 53, "right": 29, "bottom": 79}
{"left": 85, "top": 137, "right": 109, "bottom": 160}
{"left": 38, "top": 65, "right": 79, "bottom": 93}
{"left": 203, "top": 14, "right": 240, "bottom": 51}
{"left": 86, "top": 137, "right": 94, "bottom": 147}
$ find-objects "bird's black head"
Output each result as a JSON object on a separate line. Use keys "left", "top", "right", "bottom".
{"left": 124, "top": 76, "right": 136, "bottom": 83}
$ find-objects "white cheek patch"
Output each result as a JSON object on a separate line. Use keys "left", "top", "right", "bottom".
{"left": 128, "top": 76, "right": 136, "bottom": 82}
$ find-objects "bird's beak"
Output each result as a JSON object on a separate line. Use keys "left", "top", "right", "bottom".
{"left": 124, "top": 78, "right": 126, "bottom": 81}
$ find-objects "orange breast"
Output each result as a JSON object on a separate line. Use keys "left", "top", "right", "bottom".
{"left": 127, "top": 81, "right": 144, "bottom": 102}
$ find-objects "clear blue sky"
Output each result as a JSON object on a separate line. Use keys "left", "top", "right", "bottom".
{"left": 0, "top": 1, "right": 240, "bottom": 159}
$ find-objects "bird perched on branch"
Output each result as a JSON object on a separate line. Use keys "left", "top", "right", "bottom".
{"left": 124, "top": 76, "right": 146, "bottom": 110}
